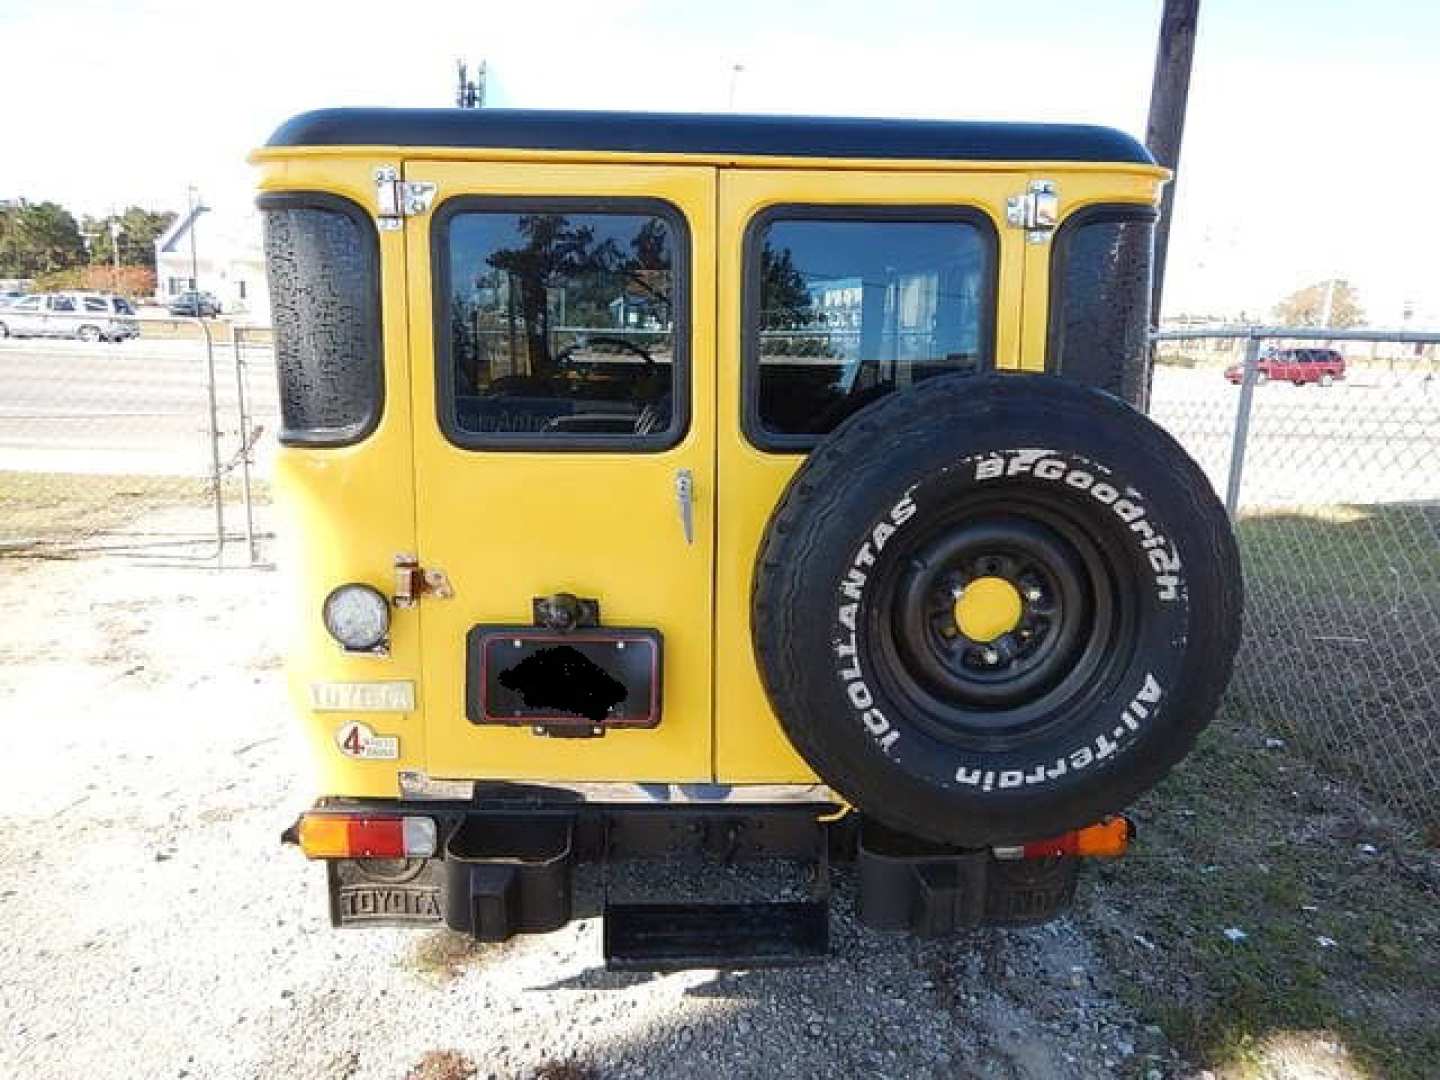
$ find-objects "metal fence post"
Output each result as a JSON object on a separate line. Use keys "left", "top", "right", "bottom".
{"left": 200, "top": 319, "right": 226, "bottom": 566}
{"left": 1223, "top": 331, "right": 1262, "bottom": 517}
{"left": 232, "top": 329, "right": 258, "bottom": 566}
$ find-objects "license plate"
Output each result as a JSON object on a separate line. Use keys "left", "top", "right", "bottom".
{"left": 466, "top": 627, "right": 662, "bottom": 730}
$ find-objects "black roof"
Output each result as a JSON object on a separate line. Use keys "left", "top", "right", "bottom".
{"left": 266, "top": 109, "right": 1154, "bottom": 165}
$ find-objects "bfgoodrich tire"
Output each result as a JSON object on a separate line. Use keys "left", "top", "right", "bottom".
{"left": 752, "top": 373, "right": 1242, "bottom": 847}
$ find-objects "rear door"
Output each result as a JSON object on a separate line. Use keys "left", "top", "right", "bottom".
{"left": 713, "top": 167, "right": 1024, "bottom": 780}
{"left": 404, "top": 160, "right": 716, "bottom": 781}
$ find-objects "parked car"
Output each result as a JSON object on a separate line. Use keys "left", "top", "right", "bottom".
{"left": 167, "top": 290, "right": 223, "bottom": 317}
{"left": 0, "top": 291, "right": 140, "bottom": 342}
{"left": 1225, "top": 347, "right": 1346, "bottom": 386}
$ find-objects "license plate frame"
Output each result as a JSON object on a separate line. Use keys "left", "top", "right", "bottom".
{"left": 466, "top": 626, "right": 662, "bottom": 731}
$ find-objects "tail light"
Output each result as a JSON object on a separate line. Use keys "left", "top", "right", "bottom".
{"left": 295, "top": 813, "right": 437, "bottom": 859}
{"left": 993, "top": 816, "right": 1132, "bottom": 860}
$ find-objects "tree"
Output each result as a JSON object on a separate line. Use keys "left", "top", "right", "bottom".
{"left": 1273, "top": 279, "right": 1365, "bottom": 328}
{"left": 83, "top": 206, "right": 177, "bottom": 270}
{"left": 759, "top": 243, "right": 814, "bottom": 330}
{"left": 33, "top": 264, "right": 155, "bottom": 298}
{"left": 0, "top": 201, "right": 86, "bottom": 276}
{"left": 486, "top": 214, "right": 609, "bottom": 373}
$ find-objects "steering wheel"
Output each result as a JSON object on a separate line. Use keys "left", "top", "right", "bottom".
{"left": 554, "top": 335, "right": 655, "bottom": 377}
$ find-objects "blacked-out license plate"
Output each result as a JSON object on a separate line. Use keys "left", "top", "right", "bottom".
{"left": 466, "top": 627, "right": 662, "bottom": 729}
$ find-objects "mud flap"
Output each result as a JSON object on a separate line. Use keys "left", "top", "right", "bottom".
{"left": 855, "top": 823, "right": 990, "bottom": 936}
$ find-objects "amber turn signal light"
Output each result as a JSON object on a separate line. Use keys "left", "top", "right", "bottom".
{"left": 295, "top": 814, "right": 437, "bottom": 859}
{"left": 992, "top": 816, "right": 1133, "bottom": 860}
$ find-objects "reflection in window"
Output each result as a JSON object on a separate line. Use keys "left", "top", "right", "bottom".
{"left": 752, "top": 216, "right": 990, "bottom": 437}
{"left": 448, "top": 210, "right": 681, "bottom": 441}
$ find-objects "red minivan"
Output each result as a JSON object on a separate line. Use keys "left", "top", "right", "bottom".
{"left": 1226, "top": 347, "right": 1346, "bottom": 386}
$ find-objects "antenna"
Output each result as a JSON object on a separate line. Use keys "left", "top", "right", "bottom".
{"left": 456, "top": 59, "right": 487, "bottom": 109}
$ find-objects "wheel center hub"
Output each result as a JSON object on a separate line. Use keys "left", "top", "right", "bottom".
{"left": 953, "top": 575, "right": 1023, "bottom": 643}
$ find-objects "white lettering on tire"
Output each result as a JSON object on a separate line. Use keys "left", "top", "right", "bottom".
{"left": 951, "top": 672, "right": 1164, "bottom": 788}
{"left": 973, "top": 449, "right": 1183, "bottom": 602}
{"left": 832, "top": 493, "right": 915, "bottom": 754}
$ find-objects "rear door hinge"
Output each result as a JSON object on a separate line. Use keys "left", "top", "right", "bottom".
{"left": 1006, "top": 179, "right": 1059, "bottom": 244}
{"left": 374, "top": 167, "right": 437, "bottom": 232}
{"left": 393, "top": 553, "right": 453, "bottom": 608}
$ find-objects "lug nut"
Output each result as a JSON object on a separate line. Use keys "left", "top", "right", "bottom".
{"left": 981, "top": 647, "right": 1000, "bottom": 664}
{"left": 1025, "top": 587, "right": 1042, "bottom": 601}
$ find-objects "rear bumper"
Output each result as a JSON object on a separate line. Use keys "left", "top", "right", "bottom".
{"left": 292, "top": 797, "right": 840, "bottom": 935}
{"left": 286, "top": 796, "right": 1085, "bottom": 963}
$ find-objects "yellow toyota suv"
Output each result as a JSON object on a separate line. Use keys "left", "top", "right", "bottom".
{"left": 254, "top": 108, "right": 1240, "bottom": 968}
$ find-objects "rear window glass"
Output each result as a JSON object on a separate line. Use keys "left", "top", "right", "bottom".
{"left": 439, "top": 201, "right": 687, "bottom": 449}
{"left": 744, "top": 209, "right": 993, "bottom": 448}
{"left": 261, "top": 196, "right": 382, "bottom": 446}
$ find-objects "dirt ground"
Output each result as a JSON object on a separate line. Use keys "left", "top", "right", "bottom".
{"left": 2, "top": 536, "right": 1436, "bottom": 1080}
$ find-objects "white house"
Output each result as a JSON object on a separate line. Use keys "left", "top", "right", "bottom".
{"left": 154, "top": 206, "right": 270, "bottom": 322}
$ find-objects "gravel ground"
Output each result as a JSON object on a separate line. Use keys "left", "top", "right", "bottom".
{"left": 1, "top": 544, "right": 1186, "bottom": 1080}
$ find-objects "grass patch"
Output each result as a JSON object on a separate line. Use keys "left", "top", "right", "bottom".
{"left": 0, "top": 471, "right": 270, "bottom": 545}
{"left": 1237, "top": 503, "right": 1440, "bottom": 592}
{"left": 1229, "top": 503, "right": 1440, "bottom": 826}
{"left": 1083, "top": 702, "right": 1440, "bottom": 1078}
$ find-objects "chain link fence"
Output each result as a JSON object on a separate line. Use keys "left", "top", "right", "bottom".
{"left": 1153, "top": 326, "right": 1440, "bottom": 827}
{"left": 2, "top": 304, "right": 1437, "bottom": 826}
{"left": 0, "top": 312, "right": 275, "bottom": 562}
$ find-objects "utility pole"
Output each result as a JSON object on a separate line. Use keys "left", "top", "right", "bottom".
{"left": 109, "top": 217, "right": 122, "bottom": 291}
{"left": 728, "top": 63, "right": 745, "bottom": 110}
{"left": 186, "top": 186, "right": 205, "bottom": 295}
{"left": 1145, "top": 0, "right": 1200, "bottom": 325}
{"left": 456, "top": 60, "right": 487, "bottom": 108}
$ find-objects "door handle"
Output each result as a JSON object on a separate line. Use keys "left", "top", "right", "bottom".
{"left": 674, "top": 468, "right": 695, "bottom": 545}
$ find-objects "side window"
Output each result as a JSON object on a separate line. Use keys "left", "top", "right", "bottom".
{"left": 83, "top": 296, "right": 107, "bottom": 312}
{"left": 260, "top": 194, "right": 382, "bottom": 447}
{"left": 437, "top": 199, "right": 687, "bottom": 449}
{"left": 114, "top": 298, "right": 135, "bottom": 315}
{"left": 744, "top": 208, "right": 995, "bottom": 449}
{"left": 13, "top": 297, "right": 41, "bottom": 311}
{"left": 51, "top": 296, "right": 76, "bottom": 312}
{"left": 1047, "top": 206, "right": 1156, "bottom": 403}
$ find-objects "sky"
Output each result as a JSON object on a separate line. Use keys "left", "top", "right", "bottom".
{"left": 2, "top": 0, "right": 1437, "bottom": 322}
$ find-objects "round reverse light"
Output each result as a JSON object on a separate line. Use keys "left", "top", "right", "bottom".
{"left": 322, "top": 584, "right": 390, "bottom": 651}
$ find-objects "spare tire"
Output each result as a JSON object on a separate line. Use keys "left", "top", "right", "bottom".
{"left": 752, "top": 373, "right": 1241, "bottom": 847}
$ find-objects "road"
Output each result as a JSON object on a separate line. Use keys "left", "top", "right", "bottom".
{"left": 1148, "top": 366, "right": 1440, "bottom": 507}
{"left": 1, "top": 337, "right": 1436, "bottom": 508}
{"left": 0, "top": 335, "right": 277, "bottom": 477}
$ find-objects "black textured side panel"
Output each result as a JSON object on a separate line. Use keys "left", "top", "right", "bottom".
{"left": 1046, "top": 207, "right": 1156, "bottom": 411}
{"left": 261, "top": 195, "right": 382, "bottom": 446}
